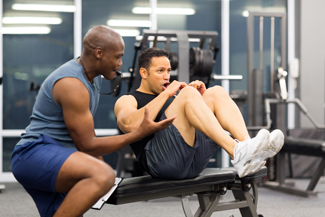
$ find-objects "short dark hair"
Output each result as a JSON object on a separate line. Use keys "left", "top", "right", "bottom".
{"left": 138, "top": 47, "right": 169, "bottom": 71}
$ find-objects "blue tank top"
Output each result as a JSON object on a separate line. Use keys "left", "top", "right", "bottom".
{"left": 16, "top": 58, "right": 101, "bottom": 150}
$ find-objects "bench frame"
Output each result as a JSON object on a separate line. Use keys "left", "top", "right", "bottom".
{"left": 106, "top": 168, "right": 266, "bottom": 217}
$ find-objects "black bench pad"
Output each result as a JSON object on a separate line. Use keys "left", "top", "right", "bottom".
{"left": 109, "top": 169, "right": 234, "bottom": 201}
{"left": 107, "top": 167, "right": 267, "bottom": 205}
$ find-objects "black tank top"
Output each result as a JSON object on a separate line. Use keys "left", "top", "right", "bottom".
{"left": 123, "top": 90, "right": 175, "bottom": 171}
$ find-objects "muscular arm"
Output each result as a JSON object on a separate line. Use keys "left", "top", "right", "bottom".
{"left": 53, "top": 78, "right": 175, "bottom": 157}
{"left": 115, "top": 80, "right": 186, "bottom": 133}
{"left": 114, "top": 92, "right": 169, "bottom": 133}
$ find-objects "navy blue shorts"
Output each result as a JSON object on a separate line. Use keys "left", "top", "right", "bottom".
{"left": 11, "top": 134, "right": 76, "bottom": 217}
{"left": 145, "top": 113, "right": 220, "bottom": 179}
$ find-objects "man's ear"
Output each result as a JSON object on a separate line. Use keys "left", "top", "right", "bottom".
{"left": 139, "top": 68, "right": 148, "bottom": 79}
{"left": 95, "top": 47, "right": 103, "bottom": 59}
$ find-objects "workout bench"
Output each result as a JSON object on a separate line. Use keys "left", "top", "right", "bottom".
{"left": 104, "top": 167, "right": 266, "bottom": 217}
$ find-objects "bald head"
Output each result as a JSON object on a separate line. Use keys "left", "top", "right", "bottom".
{"left": 82, "top": 25, "right": 123, "bottom": 56}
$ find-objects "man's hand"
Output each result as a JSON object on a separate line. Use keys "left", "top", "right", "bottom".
{"left": 189, "top": 80, "right": 206, "bottom": 95}
{"left": 137, "top": 107, "right": 176, "bottom": 138}
{"left": 165, "top": 80, "right": 187, "bottom": 97}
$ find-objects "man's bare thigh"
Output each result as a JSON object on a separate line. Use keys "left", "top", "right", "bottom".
{"left": 164, "top": 95, "right": 196, "bottom": 146}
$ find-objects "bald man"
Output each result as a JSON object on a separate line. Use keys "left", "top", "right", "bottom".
{"left": 11, "top": 26, "right": 175, "bottom": 217}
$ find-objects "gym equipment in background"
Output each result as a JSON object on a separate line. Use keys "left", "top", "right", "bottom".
{"left": 239, "top": 11, "right": 325, "bottom": 197}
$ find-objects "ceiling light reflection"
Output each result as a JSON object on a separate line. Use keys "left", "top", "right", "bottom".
{"left": 12, "top": 3, "right": 76, "bottom": 12}
{"left": 132, "top": 7, "right": 195, "bottom": 15}
{"left": 113, "top": 29, "right": 140, "bottom": 37}
{"left": 3, "top": 17, "right": 62, "bottom": 24}
{"left": 2, "top": 27, "right": 51, "bottom": 34}
{"left": 107, "top": 19, "right": 151, "bottom": 27}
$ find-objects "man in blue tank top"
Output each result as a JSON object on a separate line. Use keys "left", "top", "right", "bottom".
{"left": 115, "top": 47, "right": 285, "bottom": 180}
{"left": 11, "top": 26, "right": 175, "bottom": 217}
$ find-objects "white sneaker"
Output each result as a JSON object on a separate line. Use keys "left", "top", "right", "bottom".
{"left": 269, "top": 129, "right": 285, "bottom": 156}
{"left": 231, "top": 129, "right": 270, "bottom": 178}
{"left": 231, "top": 129, "right": 285, "bottom": 178}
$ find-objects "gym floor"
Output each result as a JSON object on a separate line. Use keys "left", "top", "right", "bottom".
{"left": 1, "top": 177, "right": 324, "bottom": 217}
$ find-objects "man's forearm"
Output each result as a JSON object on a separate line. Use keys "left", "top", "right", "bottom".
{"left": 119, "top": 91, "right": 170, "bottom": 133}
{"left": 81, "top": 128, "right": 144, "bottom": 157}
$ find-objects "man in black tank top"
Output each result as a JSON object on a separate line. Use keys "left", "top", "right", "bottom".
{"left": 115, "top": 47, "right": 284, "bottom": 179}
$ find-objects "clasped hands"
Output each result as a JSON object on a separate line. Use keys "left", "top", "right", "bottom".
{"left": 165, "top": 80, "right": 206, "bottom": 97}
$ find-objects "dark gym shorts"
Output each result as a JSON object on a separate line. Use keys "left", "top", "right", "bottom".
{"left": 11, "top": 134, "right": 76, "bottom": 217}
{"left": 145, "top": 113, "right": 220, "bottom": 179}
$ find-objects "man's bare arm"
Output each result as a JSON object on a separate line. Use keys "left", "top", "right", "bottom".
{"left": 115, "top": 80, "right": 186, "bottom": 133}
{"left": 52, "top": 77, "right": 175, "bottom": 157}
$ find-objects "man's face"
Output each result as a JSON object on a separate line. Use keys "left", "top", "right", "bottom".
{"left": 101, "top": 39, "right": 125, "bottom": 80}
{"left": 146, "top": 56, "right": 171, "bottom": 95}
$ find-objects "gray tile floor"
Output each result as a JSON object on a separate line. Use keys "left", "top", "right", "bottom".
{"left": 1, "top": 177, "right": 325, "bottom": 217}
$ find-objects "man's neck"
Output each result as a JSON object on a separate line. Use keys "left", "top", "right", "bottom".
{"left": 137, "top": 83, "right": 157, "bottom": 95}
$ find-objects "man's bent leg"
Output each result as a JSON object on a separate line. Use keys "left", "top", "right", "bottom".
{"left": 54, "top": 152, "right": 115, "bottom": 217}
{"left": 203, "top": 85, "right": 249, "bottom": 141}
{"left": 165, "top": 86, "right": 236, "bottom": 158}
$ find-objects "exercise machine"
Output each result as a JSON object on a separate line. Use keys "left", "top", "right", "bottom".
{"left": 243, "top": 11, "right": 325, "bottom": 197}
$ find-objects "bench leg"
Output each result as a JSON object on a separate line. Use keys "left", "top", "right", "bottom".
{"left": 181, "top": 182, "right": 260, "bottom": 217}
{"left": 181, "top": 192, "right": 221, "bottom": 217}
{"left": 231, "top": 182, "right": 259, "bottom": 217}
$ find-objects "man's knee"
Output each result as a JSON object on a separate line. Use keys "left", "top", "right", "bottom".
{"left": 208, "top": 85, "right": 226, "bottom": 94}
{"left": 178, "top": 86, "right": 202, "bottom": 99}
{"left": 92, "top": 161, "right": 116, "bottom": 192}
{"left": 204, "top": 85, "right": 228, "bottom": 99}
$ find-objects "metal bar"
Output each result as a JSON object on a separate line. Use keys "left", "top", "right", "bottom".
{"left": 306, "top": 158, "right": 325, "bottom": 191}
{"left": 232, "top": 188, "right": 258, "bottom": 217}
{"left": 73, "top": 0, "right": 82, "bottom": 58}
{"left": 259, "top": 16, "right": 264, "bottom": 70}
{"left": 247, "top": 12, "right": 255, "bottom": 127}
{"left": 249, "top": 11, "right": 287, "bottom": 18}
{"left": 280, "top": 14, "right": 287, "bottom": 69}
{"left": 221, "top": 0, "right": 230, "bottom": 168}
{"left": 136, "top": 35, "right": 201, "bottom": 43}
{"left": 263, "top": 181, "right": 318, "bottom": 197}
{"left": 212, "top": 201, "right": 249, "bottom": 211}
{"left": 287, "top": 0, "right": 296, "bottom": 129}
{"left": 211, "top": 75, "right": 243, "bottom": 80}
{"left": 149, "top": 0, "right": 157, "bottom": 30}
{"left": 275, "top": 13, "right": 287, "bottom": 133}
{"left": 255, "top": 68, "right": 264, "bottom": 127}
{"left": 181, "top": 195, "right": 194, "bottom": 217}
{"left": 195, "top": 192, "right": 220, "bottom": 217}
{"left": 141, "top": 29, "right": 219, "bottom": 38}
{"left": 270, "top": 17, "right": 275, "bottom": 92}
{"left": 176, "top": 32, "right": 190, "bottom": 83}
{"left": 276, "top": 152, "right": 286, "bottom": 185}
{"left": 0, "top": 0, "right": 4, "bottom": 180}
{"left": 266, "top": 98, "right": 325, "bottom": 129}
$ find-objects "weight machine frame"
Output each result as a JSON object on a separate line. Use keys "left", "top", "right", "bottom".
{"left": 130, "top": 29, "right": 219, "bottom": 90}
